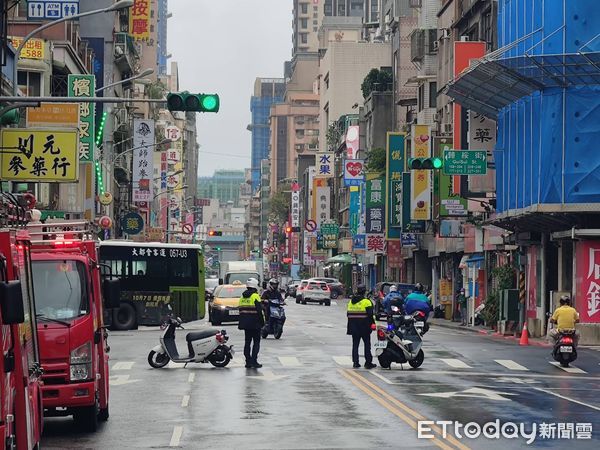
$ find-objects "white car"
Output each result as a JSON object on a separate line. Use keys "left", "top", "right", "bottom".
{"left": 299, "top": 281, "right": 331, "bottom": 306}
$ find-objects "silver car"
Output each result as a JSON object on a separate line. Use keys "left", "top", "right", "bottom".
{"left": 300, "top": 281, "right": 331, "bottom": 306}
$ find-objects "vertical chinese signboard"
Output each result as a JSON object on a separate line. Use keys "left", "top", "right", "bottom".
{"left": 436, "top": 136, "right": 468, "bottom": 217}
{"left": 130, "top": 0, "right": 151, "bottom": 39}
{"left": 68, "top": 74, "right": 95, "bottom": 162}
{"left": 576, "top": 241, "right": 600, "bottom": 323}
{"left": 349, "top": 186, "right": 360, "bottom": 236}
{"left": 385, "top": 132, "right": 404, "bottom": 240}
{"left": 291, "top": 190, "right": 300, "bottom": 264}
{"left": 410, "top": 124, "right": 432, "bottom": 221}
{"left": 402, "top": 173, "right": 426, "bottom": 233}
{"left": 132, "top": 119, "right": 155, "bottom": 202}
{"left": 366, "top": 172, "right": 386, "bottom": 255}
{"left": 312, "top": 177, "right": 330, "bottom": 226}
{"left": 468, "top": 112, "right": 496, "bottom": 193}
{"left": 316, "top": 152, "right": 334, "bottom": 177}
{"left": 321, "top": 222, "right": 339, "bottom": 249}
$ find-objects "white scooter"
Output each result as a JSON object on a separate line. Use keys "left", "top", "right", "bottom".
{"left": 147, "top": 310, "right": 234, "bottom": 368}
{"left": 374, "top": 307, "right": 425, "bottom": 369}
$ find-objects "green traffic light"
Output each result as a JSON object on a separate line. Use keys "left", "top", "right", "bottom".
{"left": 201, "top": 95, "right": 218, "bottom": 111}
{"left": 432, "top": 157, "right": 443, "bottom": 169}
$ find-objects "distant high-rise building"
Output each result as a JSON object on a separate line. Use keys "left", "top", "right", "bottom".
{"left": 323, "top": 0, "right": 365, "bottom": 17}
{"left": 197, "top": 170, "right": 246, "bottom": 207}
{"left": 293, "top": 0, "right": 322, "bottom": 57}
{"left": 249, "top": 78, "right": 285, "bottom": 191}
{"left": 157, "top": 0, "right": 169, "bottom": 75}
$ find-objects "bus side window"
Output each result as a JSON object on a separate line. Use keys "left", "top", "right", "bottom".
{"left": 131, "top": 260, "right": 147, "bottom": 277}
{"left": 169, "top": 256, "right": 197, "bottom": 286}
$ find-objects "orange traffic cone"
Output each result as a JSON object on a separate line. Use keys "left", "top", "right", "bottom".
{"left": 519, "top": 323, "right": 529, "bottom": 346}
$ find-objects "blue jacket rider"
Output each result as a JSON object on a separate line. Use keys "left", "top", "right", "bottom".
{"left": 404, "top": 283, "right": 431, "bottom": 316}
{"left": 383, "top": 285, "right": 403, "bottom": 314}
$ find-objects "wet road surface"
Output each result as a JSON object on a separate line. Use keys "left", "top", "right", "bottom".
{"left": 42, "top": 298, "right": 600, "bottom": 449}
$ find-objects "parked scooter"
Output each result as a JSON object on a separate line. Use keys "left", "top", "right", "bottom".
{"left": 148, "top": 307, "right": 234, "bottom": 368}
{"left": 262, "top": 298, "right": 286, "bottom": 339}
{"left": 375, "top": 306, "right": 425, "bottom": 369}
{"left": 552, "top": 330, "right": 578, "bottom": 367}
{"left": 473, "top": 302, "right": 486, "bottom": 326}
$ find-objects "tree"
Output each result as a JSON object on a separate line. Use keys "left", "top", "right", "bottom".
{"left": 361, "top": 68, "right": 393, "bottom": 99}
{"left": 366, "top": 147, "right": 386, "bottom": 174}
{"left": 269, "top": 184, "right": 291, "bottom": 224}
{"left": 326, "top": 123, "right": 342, "bottom": 151}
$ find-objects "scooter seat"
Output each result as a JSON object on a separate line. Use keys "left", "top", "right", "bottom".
{"left": 186, "top": 329, "right": 218, "bottom": 342}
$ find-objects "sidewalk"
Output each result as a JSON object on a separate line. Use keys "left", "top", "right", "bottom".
{"left": 430, "top": 318, "right": 552, "bottom": 347}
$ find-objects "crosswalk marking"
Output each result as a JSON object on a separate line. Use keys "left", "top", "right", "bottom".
{"left": 112, "top": 361, "right": 134, "bottom": 371}
{"left": 495, "top": 359, "right": 529, "bottom": 371}
{"left": 440, "top": 358, "right": 472, "bottom": 369}
{"left": 333, "top": 356, "right": 353, "bottom": 366}
{"left": 278, "top": 356, "right": 301, "bottom": 367}
{"left": 549, "top": 361, "right": 587, "bottom": 374}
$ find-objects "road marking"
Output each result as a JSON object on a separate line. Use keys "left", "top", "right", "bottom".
{"left": 533, "top": 387, "right": 600, "bottom": 411}
{"left": 278, "top": 356, "right": 301, "bottom": 367}
{"left": 109, "top": 374, "right": 140, "bottom": 386}
{"left": 169, "top": 426, "right": 183, "bottom": 447}
{"left": 495, "top": 377, "right": 539, "bottom": 384}
{"left": 494, "top": 359, "right": 529, "bottom": 371}
{"left": 440, "top": 358, "right": 472, "bottom": 369}
{"left": 181, "top": 395, "right": 190, "bottom": 408}
{"left": 247, "top": 370, "right": 288, "bottom": 381}
{"left": 167, "top": 361, "right": 187, "bottom": 369}
{"left": 418, "top": 387, "right": 517, "bottom": 402}
{"left": 372, "top": 369, "right": 600, "bottom": 381}
{"left": 333, "top": 356, "right": 353, "bottom": 366}
{"left": 187, "top": 373, "right": 195, "bottom": 383}
{"left": 342, "top": 369, "right": 469, "bottom": 450}
{"left": 549, "top": 361, "right": 587, "bottom": 373}
{"left": 112, "top": 361, "right": 134, "bottom": 371}
{"left": 331, "top": 301, "right": 338, "bottom": 306}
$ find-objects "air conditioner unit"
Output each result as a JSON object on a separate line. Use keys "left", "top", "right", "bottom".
{"left": 443, "top": 123, "right": 453, "bottom": 134}
{"left": 460, "top": 35, "right": 470, "bottom": 42}
{"left": 441, "top": 29, "right": 450, "bottom": 39}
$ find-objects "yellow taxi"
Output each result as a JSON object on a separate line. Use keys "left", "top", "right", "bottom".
{"left": 208, "top": 281, "right": 248, "bottom": 325}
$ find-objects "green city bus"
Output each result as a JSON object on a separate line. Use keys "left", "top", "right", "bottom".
{"left": 99, "top": 241, "right": 205, "bottom": 330}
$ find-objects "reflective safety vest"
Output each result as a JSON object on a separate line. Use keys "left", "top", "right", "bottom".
{"left": 239, "top": 293, "right": 262, "bottom": 317}
{"left": 347, "top": 298, "right": 372, "bottom": 319}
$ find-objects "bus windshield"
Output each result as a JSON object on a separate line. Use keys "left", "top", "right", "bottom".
{"left": 32, "top": 260, "right": 88, "bottom": 320}
{"left": 226, "top": 272, "right": 259, "bottom": 284}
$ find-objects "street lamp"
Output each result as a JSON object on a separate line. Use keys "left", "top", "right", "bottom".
{"left": 13, "top": 0, "right": 134, "bottom": 96}
{"left": 96, "top": 68, "right": 154, "bottom": 93}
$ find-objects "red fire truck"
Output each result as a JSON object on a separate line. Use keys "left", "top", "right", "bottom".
{"left": 28, "top": 221, "right": 120, "bottom": 432}
{"left": 0, "top": 228, "right": 43, "bottom": 450}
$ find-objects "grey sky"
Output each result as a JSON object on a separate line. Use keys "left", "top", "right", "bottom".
{"left": 168, "top": 0, "right": 291, "bottom": 177}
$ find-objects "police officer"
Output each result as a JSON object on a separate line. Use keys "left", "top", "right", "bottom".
{"left": 238, "top": 278, "right": 264, "bottom": 368}
{"left": 347, "top": 285, "right": 376, "bottom": 369}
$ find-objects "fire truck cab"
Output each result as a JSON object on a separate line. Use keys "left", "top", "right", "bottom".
{"left": 0, "top": 229, "right": 43, "bottom": 450}
{"left": 28, "top": 221, "right": 120, "bottom": 432}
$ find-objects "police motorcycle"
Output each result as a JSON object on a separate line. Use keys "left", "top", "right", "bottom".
{"left": 261, "top": 279, "right": 286, "bottom": 339}
{"left": 374, "top": 305, "right": 425, "bottom": 369}
{"left": 148, "top": 305, "right": 234, "bottom": 368}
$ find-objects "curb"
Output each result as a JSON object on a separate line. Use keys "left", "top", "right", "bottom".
{"left": 431, "top": 320, "right": 552, "bottom": 347}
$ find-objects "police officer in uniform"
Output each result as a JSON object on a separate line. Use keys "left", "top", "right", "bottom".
{"left": 238, "top": 278, "right": 264, "bottom": 368}
{"left": 347, "top": 285, "right": 377, "bottom": 369}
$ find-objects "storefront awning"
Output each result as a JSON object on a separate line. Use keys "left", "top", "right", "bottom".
{"left": 326, "top": 253, "right": 353, "bottom": 264}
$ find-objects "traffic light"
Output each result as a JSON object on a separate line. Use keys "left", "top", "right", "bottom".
{"left": 0, "top": 108, "right": 20, "bottom": 125}
{"left": 285, "top": 226, "right": 301, "bottom": 233}
{"left": 208, "top": 230, "right": 223, "bottom": 236}
{"left": 215, "top": 246, "right": 221, "bottom": 251}
{"left": 167, "top": 92, "right": 220, "bottom": 113}
{"left": 408, "top": 157, "right": 443, "bottom": 170}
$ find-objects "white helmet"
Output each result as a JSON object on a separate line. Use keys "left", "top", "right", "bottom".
{"left": 246, "top": 278, "right": 259, "bottom": 290}
{"left": 389, "top": 285, "right": 398, "bottom": 292}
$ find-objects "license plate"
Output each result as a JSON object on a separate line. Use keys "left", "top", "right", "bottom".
{"left": 559, "top": 346, "right": 573, "bottom": 353}
{"left": 415, "top": 321, "right": 424, "bottom": 327}
{"left": 228, "top": 310, "right": 239, "bottom": 316}
{"left": 373, "top": 340, "right": 387, "bottom": 349}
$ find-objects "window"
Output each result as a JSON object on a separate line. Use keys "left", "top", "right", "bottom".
{"left": 429, "top": 82, "right": 437, "bottom": 109}
{"left": 301, "top": 3, "right": 308, "bottom": 14}
{"left": 418, "top": 84, "right": 425, "bottom": 112}
{"left": 300, "top": 33, "right": 308, "bottom": 44}
{"left": 296, "top": 129, "right": 305, "bottom": 139}
{"left": 301, "top": 18, "right": 308, "bottom": 29}
{"left": 17, "top": 71, "right": 41, "bottom": 96}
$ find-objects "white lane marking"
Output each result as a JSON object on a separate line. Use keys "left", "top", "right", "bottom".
{"left": 169, "top": 426, "right": 183, "bottom": 447}
{"left": 333, "top": 356, "right": 353, "bottom": 366}
{"left": 167, "top": 361, "right": 187, "bottom": 369}
{"left": 534, "top": 387, "right": 600, "bottom": 411}
{"left": 181, "top": 395, "right": 190, "bottom": 408}
{"left": 371, "top": 369, "right": 600, "bottom": 381}
{"left": 278, "top": 356, "right": 301, "bottom": 367}
{"left": 494, "top": 359, "right": 529, "bottom": 371}
{"left": 418, "top": 387, "right": 517, "bottom": 401}
{"left": 187, "top": 373, "right": 195, "bottom": 383}
{"left": 549, "top": 361, "right": 587, "bottom": 374}
{"left": 109, "top": 374, "right": 140, "bottom": 386}
{"left": 440, "top": 358, "right": 472, "bottom": 369}
{"left": 370, "top": 371, "right": 394, "bottom": 384}
{"left": 246, "top": 370, "right": 288, "bottom": 381}
{"left": 112, "top": 361, "right": 134, "bottom": 371}
{"left": 331, "top": 301, "right": 338, "bottom": 306}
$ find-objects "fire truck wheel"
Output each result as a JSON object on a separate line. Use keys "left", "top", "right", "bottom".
{"left": 112, "top": 303, "right": 137, "bottom": 330}
{"left": 73, "top": 399, "right": 99, "bottom": 432}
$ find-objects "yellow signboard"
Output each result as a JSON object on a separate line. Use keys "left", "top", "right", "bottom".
{"left": 9, "top": 37, "right": 45, "bottom": 60}
{"left": 410, "top": 124, "right": 432, "bottom": 221}
{"left": 26, "top": 103, "right": 79, "bottom": 128}
{"left": 129, "top": 0, "right": 151, "bottom": 39}
{"left": 0, "top": 129, "right": 79, "bottom": 182}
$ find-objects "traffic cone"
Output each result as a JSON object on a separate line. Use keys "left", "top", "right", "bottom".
{"left": 519, "top": 323, "right": 529, "bottom": 346}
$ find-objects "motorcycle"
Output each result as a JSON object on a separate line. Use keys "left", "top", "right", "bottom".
{"left": 552, "top": 329, "right": 578, "bottom": 367}
{"left": 148, "top": 310, "right": 234, "bottom": 368}
{"left": 374, "top": 306, "right": 425, "bottom": 369}
{"left": 261, "top": 299, "right": 286, "bottom": 339}
{"left": 473, "top": 302, "right": 486, "bottom": 326}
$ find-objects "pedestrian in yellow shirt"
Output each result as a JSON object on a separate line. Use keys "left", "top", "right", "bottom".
{"left": 549, "top": 295, "right": 580, "bottom": 346}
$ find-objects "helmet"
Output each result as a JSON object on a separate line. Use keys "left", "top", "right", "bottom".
{"left": 268, "top": 278, "right": 279, "bottom": 290}
{"left": 389, "top": 285, "right": 398, "bottom": 292}
{"left": 414, "top": 283, "right": 424, "bottom": 293}
{"left": 559, "top": 295, "right": 571, "bottom": 305}
{"left": 246, "top": 278, "right": 259, "bottom": 290}
{"left": 356, "top": 284, "right": 367, "bottom": 295}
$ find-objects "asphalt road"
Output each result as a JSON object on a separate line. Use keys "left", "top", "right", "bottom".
{"left": 42, "top": 298, "right": 600, "bottom": 449}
